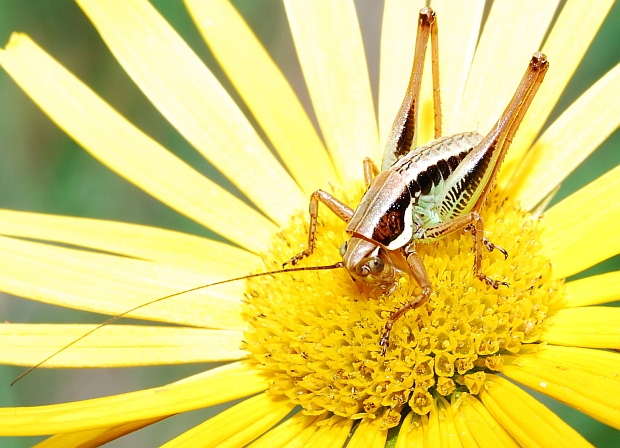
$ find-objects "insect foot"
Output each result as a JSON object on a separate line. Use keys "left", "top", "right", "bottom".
{"left": 483, "top": 236, "right": 509, "bottom": 260}
{"left": 379, "top": 285, "right": 432, "bottom": 355}
{"left": 282, "top": 250, "right": 310, "bottom": 267}
{"left": 478, "top": 273, "right": 510, "bottom": 290}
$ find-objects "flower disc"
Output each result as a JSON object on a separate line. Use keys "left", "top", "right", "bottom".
{"left": 243, "top": 185, "right": 563, "bottom": 429}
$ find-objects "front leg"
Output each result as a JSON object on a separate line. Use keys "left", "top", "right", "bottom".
{"left": 284, "top": 190, "right": 354, "bottom": 266}
{"left": 380, "top": 248, "right": 431, "bottom": 354}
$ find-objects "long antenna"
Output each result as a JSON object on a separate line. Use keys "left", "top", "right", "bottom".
{"left": 11, "top": 261, "right": 344, "bottom": 386}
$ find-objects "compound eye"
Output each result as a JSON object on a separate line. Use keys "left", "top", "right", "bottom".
{"left": 339, "top": 241, "right": 348, "bottom": 257}
{"left": 368, "top": 257, "right": 384, "bottom": 275}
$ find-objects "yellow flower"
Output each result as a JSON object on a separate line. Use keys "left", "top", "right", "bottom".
{"left": 0, "top": 0, "right": 619, "bottom": 446}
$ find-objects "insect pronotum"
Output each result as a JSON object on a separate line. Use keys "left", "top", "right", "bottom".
{"left": 12, "top": 7, "right": 548, "bottom": 385}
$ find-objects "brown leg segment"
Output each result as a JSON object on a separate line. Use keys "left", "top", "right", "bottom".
{"left": 381, "top": 7, "right": 441, "bottom": 171}
{"left": 284, "top": 190, "right": 354, "bottom": 267}
{"left": 429, "top": 7, "right": 441, "bottom": 139}
{"left": 423, "top": 212, "right": 509, "bottom": 288}
{"left": 380, "top": 248, "right": 431, "bottom": 354}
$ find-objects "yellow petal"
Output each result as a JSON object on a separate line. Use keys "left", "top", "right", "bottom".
{"left": 502, "top": 352, "right": 620, "bottom": 430}
{"left": 528, "top": 345, "right": 620, "bottom": 379}
{"left": 76, "top": 0, "right": 304, "bottom": 225}
{"left": 303, "top": 416, "right": 354, "bottom": 448}
{"left": 541, "top": 306, "right": 620, "bottom": 348}
{"left": 481, "top": 374, "right": 592, "bottom": 447}
{"left": 452, "top": 394, "right": 519, "bottom": 447}
{"left": 347, "top": 417, "right": 387, "bottom": 448}
{"left": 0, "top": 236, "right": 246, "bottom": 330}
{"left": 185, "top": 0, "right": 338, "bottom": 194}
{"left": 509, "top": 63, "right": 620, "bottom": 209}
{"left": 378, "top": 0, "right": 426, "bottom": 144}
{"left": 430, "top": 0, "right": 485, "bottom": 134}
{"left": 0, "top": 33, "right": 275, "bottom": 253}
{"left": 428, "top": 395, "right": 461, "bottom": 448}
{"left": 451, "top": 407, "right": 478, "bottom": 448}
{"left": 564, "top": 271, "right": 620, "bottom": 307}
{"left": 0, "top": 324, "right": 245, "bottom": 367}
{"left": 0, "top": 209, "right": 260, "bottom": 275}
{"left": 249, "top": 412, "right": 327, "bottom": 447}
{"left": 34, "top": 417, "right": 164, "bottom": 448}
{"left": 501, "top": 0, "right": 616, "bottom": 187}
{"left": 458, "top": 0, "right": 558, "bottom": 135}
{"left": 541, "top": 165, "right": 620, "bottom": 279}
{"left": 0, "top": 360, "right": 268, "bottom": 435}
{"left": 162, "top": 393, "right": 294, "bottom": 448}
{"left": 395, "top": 412, "right": 429, "bottom": 448}
{"left": 284, "top": 1, "right": 380, "bottom": 182}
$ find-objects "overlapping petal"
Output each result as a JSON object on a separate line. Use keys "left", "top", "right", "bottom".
{"left": 457, "top": 0, "right": 558, "bottom": 134}
{"left": 0, "top": 209, "right": 260, "bottom": 275}
{"left": 0, "top": 33, "right": 275, "bottom": 253}
{"left": 0, "top": 324, "right": 244, "bottom": 367}
{"left": 395, "top": 398, "right": 466, "bottom": 448}
{"left": 541, "top": 306, "right": 620, "bottom": 348}
{"left": 34, "top": 417, "right": 165, "bottom": 448}
{"left": 347, "top": 417, "right": 387, "bottom": 448}
{"left": 510, "top": 63, "right": 620, "bottom": 209}
{"left": 564, "top": 271, "right": 620, "bottom": 307}
{"left": 502, "top": 348, "right": 620, "bottom": 430}
{"left": 0, "top": 361, "right": 268, "bottom": 436}
{"left": 501, "top": 0, "right": 616, "bottom": 186}
{"left": 76, "top": 0, "right": 304, "bottom": 225}
{"left": 162, "top": 393, "right": 294, "bottom": 448}
{"left": 300, "top": 416, "right": 353, "bottom": 447}
{"left": 480, "top": 375, "right": 592, "bottom": 447}
{"left": 185, "top": 0, "right": 338, "bottom": 194}
{"left": 0, "top": 236, "right": 246, "bottom": 330}
{"left": 541, "top": 165, "right": 620, "bottom": 279}
{"left": 249, "top": 413, "right": 327, "bottom": 447}
{"left": 452, "top": 394, "right": 519, "bottom": 447}
{"left": 284, "top": 1, "right": 379, "bottom": 182}
{"left": 430, "top": 0, "right": 484, "bottom": 134}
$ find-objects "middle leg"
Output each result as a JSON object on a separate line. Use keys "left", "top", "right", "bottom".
{"left": 424, "top": 212, "right": 508, "bottom": 288}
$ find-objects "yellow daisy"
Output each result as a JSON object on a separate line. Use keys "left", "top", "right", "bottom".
{"left": 1, "top": 0, "right": 619, "bottom": 446}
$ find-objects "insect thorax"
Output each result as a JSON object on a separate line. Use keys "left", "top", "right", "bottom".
{"left": 391, "top": 132, "right": 484, "bottom": 239}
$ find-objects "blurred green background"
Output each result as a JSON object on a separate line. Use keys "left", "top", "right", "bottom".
{"left": 0, "top": 1, "right": 619, "bottom": 446}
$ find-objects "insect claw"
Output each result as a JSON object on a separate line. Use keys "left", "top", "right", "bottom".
{"left": 479, "top": 274, "right": 507, "bottom": 290}
{"left": 379, "top": 333, "right": 389, "bottom": 355}
{"left": 482, "top": 237, "right": 508, "bottom": 259}
{"left": 282, "top": 254, "right": 301, "bottom": 267}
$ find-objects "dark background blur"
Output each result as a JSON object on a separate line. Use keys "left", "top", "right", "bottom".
{"left": 0, "top": 1, "right": 619, "bottom": 446}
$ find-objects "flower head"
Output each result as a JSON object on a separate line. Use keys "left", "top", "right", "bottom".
{"left": 1, "top": 0, "right": 620, "bottom": 446}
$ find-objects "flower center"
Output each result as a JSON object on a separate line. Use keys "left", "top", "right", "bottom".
{"left": 242, "top": 183, "right": 563, "bottom": 429}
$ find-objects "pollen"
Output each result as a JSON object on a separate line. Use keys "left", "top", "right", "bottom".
{"left": 242, "top": 184, "right": 563, "bottom": 429}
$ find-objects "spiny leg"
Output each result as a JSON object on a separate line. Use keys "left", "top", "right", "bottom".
{"left": 380, "top": 249, "right": 431, "bottom": 354}
{"left": 381, "top": 7, "right": 441, "bottom": 171}
{"left": 284, "top": 190, "right": 353, "bottom": 266}
{"left": 469, "top": 52, "right": 549, "bottom": 213}
{"left": 424, "top": 212, "right": 509, "bottom": 289}
{"left": 416, "top": 54, "right": 549, "bottom": 288}
{"left": 429, "top": 6, "right": 441, "bottom": 139}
